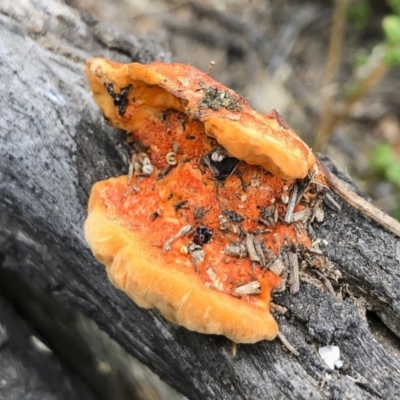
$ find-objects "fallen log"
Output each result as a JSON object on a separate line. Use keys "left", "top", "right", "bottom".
{"left": 1, "top": 1, "right": 400, "bottom": 399}
{"left": 0, "top": 294, "right": 100, "bottom": 400}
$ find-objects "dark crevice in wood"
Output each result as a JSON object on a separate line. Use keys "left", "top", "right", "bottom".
{"left": 366, "top": 311, "right": 400, "bottom": 359}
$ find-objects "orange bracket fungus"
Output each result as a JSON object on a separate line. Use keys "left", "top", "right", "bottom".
{"left": 84, "top": 58, "right": 400, "bottom": 344}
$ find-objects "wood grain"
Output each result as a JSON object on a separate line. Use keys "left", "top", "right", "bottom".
{"left": 1, "top": 1, "right": 400, "bottom": 399}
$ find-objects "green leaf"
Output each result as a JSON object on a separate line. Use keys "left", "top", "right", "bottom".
{"left": 383, "top": 15, "right": 400, "bottom": 44}
{"left": 387, "top": 0, "right": 400, "bottom": 16}
{"left": 384, "top": 43, "right": 400, "bottom": 65}
{"left": 370, "top": 143, "right": 396, "bottom": 171}
{"left": 385, "top": 160, "right": 400, "bottom": 187}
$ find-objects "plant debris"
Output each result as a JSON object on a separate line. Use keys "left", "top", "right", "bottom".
{"left": 198, "top": 82, "right": 242, "bottom": 112}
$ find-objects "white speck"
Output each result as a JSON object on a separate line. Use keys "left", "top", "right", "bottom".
{"left": 211, "top": 152, "right": 219, "bottom": 162}
{"left": 44, "top": 86, "right": 66, "bottom": 106}
{"left": 318, "top": 345, "right": 343, "bottom": 370}
{"left": 180, "top": 245, "right": 188, "bottom": 255}
{"left": 250, "top": 178, "right": 260, "bottom": 187}
{"left": 98, "top": 361, "right": 112, "bottom": 374}
{"left": 211, "top": 151, "right": 225, "bottom": 162}
{"left": 166, "top": 152, "right": 177, "bottom": 165}
{"left": 30, "top": 335, "right": 52, "bottom": 354}
{"left": 206, "top": 267, "right": 224, "bottom": 290}
{"left": 142, "top": 157, "right": 151, "bottom": 166}
{"left": 141, "top": 159, "right": 154, "bottom": 175}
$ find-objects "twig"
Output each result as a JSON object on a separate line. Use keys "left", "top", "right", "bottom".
{"left": 123, "top": 185, "right": 140, "bottom": 197}
{"left": 292, "top": 208, "right": 313, "bottom": 222}
{"left": 309, "top": 247, "right": 324, "bottom": 255}
{"left": 318, "top": 158, "right": 400, "bottom": 237}
{"left": 163, "top": 225, "right": 192, "bottom": 253}
{"left": 295, "top": 170, "right": 317, "bottom": 206}
{"left": 277, "top": 332, "right": 299, "bottom": 357}
{"left": 312, "top": 269, "right": 336, "bottom": 296}
{"left": 324, "top": 192, "right": 342, "bottom": 211}
{"left": 314, "top": 0, "right": 348, "bottom": 151}
{"left": 289, "top": 251, "right": 300, "bottom": 295}
{"left": 270, "top": 302, "right": 288, "bottom": 315}
{"left": 253, "top": 237, "right": 266, "bottom": 268}
{"left": 285, "top": 183, "right": 298, "bottom": 223}
{"left": 245, "top": 234, "right": 260, "bottom": 263}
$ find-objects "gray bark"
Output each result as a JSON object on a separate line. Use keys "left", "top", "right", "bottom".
{"left": 0, "top": 295, "right": 99, "bottom": 400}
{"left": 1, "top": 1, "right": 400, "bottom": 399}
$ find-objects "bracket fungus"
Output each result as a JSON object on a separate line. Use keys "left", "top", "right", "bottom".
{"left": 84, "top": 58, "right": 400, "bottom": 344}
{"left": 86, "top": 58, "right": 317, "bottom": 180}
{"left": 84, "top": 58, "right": 316, "bottom": 343}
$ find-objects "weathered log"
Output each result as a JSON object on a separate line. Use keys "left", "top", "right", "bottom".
{"left": 0, "top": 294, "right": 100, "bottom": 400}
{"left": 1, "top": 1, "right": 400, "bottom": 399}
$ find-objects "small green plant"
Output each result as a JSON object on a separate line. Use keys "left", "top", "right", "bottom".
{"left": 367, "top": 0, "right": 400, "bottom": 219}
{"left": 314, "top": 0, "right": 400, "bottom": 151}
{"left": 370, "top": 143, "right": 400, "bottom": 188}
{"left": 369, "top": 143, "right": 400, "bottom": 218}
{"left": 382, "top": 13, "right": 400, "bottom": 64}
{"left": 314, "top": 0, "right": 400, "bottom": 220}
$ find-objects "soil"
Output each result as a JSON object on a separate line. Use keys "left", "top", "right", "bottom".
{"left": 66, "top": 0, "right": 400, "bottom": 214}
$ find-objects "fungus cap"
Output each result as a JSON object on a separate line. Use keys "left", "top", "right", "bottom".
{"left": 85, "top": 176, "right": 280, "bottom": 343}
{"left": 86, "top": 58, "right": 316, "bottom": 180}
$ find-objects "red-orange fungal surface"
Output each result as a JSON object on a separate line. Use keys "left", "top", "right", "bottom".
{"left": 85, "top": 58, "right": 313, "bottom": 343}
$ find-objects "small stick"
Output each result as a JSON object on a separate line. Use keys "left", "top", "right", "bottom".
{"left": 206, "top": 60, "right": 216, "bottom": 75}
{"left": 253, "top": 237, "right": 266, "bottom": 268}
{"left": 318, "top": 159, "right": 400, "bottom": 238}
{"left": 231, "top": 342, "right": 237, "bottom": 357}
{"left": 163, "top": 225, "right": 192, "bottom": 253}
{"left": 270, "top": 302, "right": 288, "bottom": 315}
{"left": 312, "top": 269, "right": 336, "bottom": 296}
{"left": 285, "top": 183, "right": 298, "bottom": 223}
{"left": 234, "top": 281, "right": 262, "bottom": 296}
{"left": 157, "top": 164, "right": 173, "bottom": 180}
{"left": 127, "top": 160, "right": 134, "bottom": 185}
{"left": 309, "top": 247, "right": 324, "bottom": 255}
{"left": 296, "top": 170, "right": 317, "bottom": 206}
{"left": 274, "top": 206, "right": 279, "bottom": 224}
{"left": 123, "top": 185, "right": 140, "bottom": 197}
{"left": 277, "top": 332, "right": 299, "bottom": 357}
{"left": 324, "top": 191, "right": 341, "bottom": 211}
{"left": 246, "top": 234, "right": 260, "bottom": 263}
{"left": 292, "top": 208, "right": 313, "bottom": 222}
{"left": 288, "top": 251, "right": 300, "bottom": 295}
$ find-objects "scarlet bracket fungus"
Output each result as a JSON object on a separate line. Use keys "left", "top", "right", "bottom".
{"left": 84, "top": 58, "right": 319, "bottom": 343}
{"left": 86, "top": 58, "right": 317, "bottom": 180}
